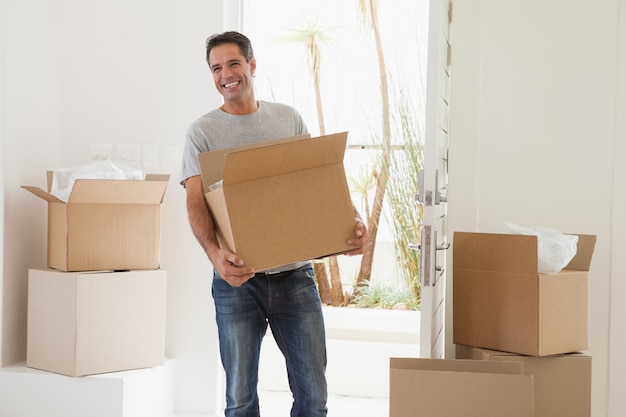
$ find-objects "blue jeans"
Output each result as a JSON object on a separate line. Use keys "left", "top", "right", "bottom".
{"left": 212, "top": 264, "right": 328, "bottom": 417}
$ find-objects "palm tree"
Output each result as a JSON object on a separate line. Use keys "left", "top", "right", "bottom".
{"left": 280, "top": 19, "right": 346, "bottom": 306}
{"left": 355, "top": 0, "right": 392, "bottom": 287}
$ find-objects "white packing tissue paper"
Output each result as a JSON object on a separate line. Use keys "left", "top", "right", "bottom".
{"left": 504, "top": 222, "right": 578, "bottom": 274}
{"left": 50, "top": 160, "right": 144, "bottom": 203}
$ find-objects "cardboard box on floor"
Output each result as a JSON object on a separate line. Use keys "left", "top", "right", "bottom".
{"left": 456, "top": 345, "right": 591, "bottom": 417}
{"left": 27, "top": 268, "right": 167, "bottom": 377}
{"left": 453, "top": 231, "right": 596, "bottom": 356}
{"left": 22, "top": 174, "right": 169, "bottom": 272}
{"left": 199, "top": 132, "right": 357, "bottom": 272}
{"left": 389, "top": 357, "right": 533, "bottom": 417}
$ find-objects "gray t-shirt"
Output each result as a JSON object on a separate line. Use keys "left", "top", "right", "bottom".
{"left": 179, "top": 100, "right": 308, "bottom": 185}
{"left": 179, "top": 100, "right": 310, "bottom": 273}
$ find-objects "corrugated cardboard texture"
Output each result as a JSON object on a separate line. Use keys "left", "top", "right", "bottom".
{"left": 453, "top": 232, "right": 596, "bottom": 356}
{"left": 200, "top": 132, "right": 357, "bottom": 271}
{"left": 198, "top": 134, "right": 311, "bottom": 191}
{"left": 27, "top": 269, "right": 167, "bottom": 377}
{"left": 389, "top": 358, "right": 533, "bottom": 417}
{"left": 456, "top": 345, "right": 592, "bottom": 417}
{"left": 22, "top": 175, "right": 169, "bottom": 271}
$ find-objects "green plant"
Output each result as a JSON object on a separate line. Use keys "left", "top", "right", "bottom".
{"left": 351, "top": 281, "right": 420, "bottom": 310}
{"left": 383, "top": 83, "right": 424, "bottom": 303}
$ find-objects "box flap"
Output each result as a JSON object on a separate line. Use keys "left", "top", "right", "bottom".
{"left": 68, "top": 177, "right": 169, "bottom": 204}
{"left": 145, "top": 173, "right": 171, "bottom": 182}
{"left": 453, "top": 232, "right": 538, "bottom": 273}
{"left": 198, "top": 134, "right": 311, "bottom": 192}
{"left": 23, "top": 174, "right": 169, "bottom": 205}
{"left": 565, "top": 234, "right": 596, "bottom": 271}
{"left": 222, "top": 132, "right": 348, "bottom": 185}
{"left": 391, "top": 357, "right": 525, "bottom": 375}
{"left": 21, "top": 186, "right": 65, "bottom": 203}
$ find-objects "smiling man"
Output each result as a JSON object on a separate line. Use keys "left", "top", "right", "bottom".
{"left": 179, "top": 31, "right": 367, "bottom": 417}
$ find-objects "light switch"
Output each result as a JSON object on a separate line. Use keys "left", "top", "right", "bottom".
{"left": 115, "top": 144, "right": 142, "bottom": 168}
{"left": 88, "top": 144, "right": 113, "bottom": 162}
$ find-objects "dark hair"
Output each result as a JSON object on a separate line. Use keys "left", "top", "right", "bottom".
{"left": 205, "top": 31, "right": 254, "bottom": 65}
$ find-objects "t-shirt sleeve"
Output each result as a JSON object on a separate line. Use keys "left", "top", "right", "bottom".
{"left": 179, "top": 124, "right": 207, "bottom": 186}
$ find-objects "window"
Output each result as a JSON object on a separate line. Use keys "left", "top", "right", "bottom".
{"left": 242, "top": 0, "right": 429, "bottom": 299}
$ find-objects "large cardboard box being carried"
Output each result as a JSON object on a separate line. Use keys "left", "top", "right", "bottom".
{"left": 456, "top": 345, "right": 591, "bottom": 417}
{"left": 453, "top": 231, "right": 596, "bottom": 356}
{"left": 27, "top": 268, "right": 167, "bottom": 377}
{"left": 199, "top": 132, "right": 357, "bottom": 272}
{"left": 22, "top": 174, "right": 169, "bottom": 272}
{"left": 389, "top": 357, "right": 534, "bottom": 417}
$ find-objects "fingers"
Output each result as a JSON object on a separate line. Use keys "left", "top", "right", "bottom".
{"left": 345, "top": 219, "right": 368, "bottom": 256}
{"left": 219, "top": 265, "right": 255, "bottom": 287}
{"left": 214, "top": 249, "right": 255, "bottom": 287}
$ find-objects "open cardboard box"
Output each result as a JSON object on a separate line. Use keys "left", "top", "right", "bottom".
{"left": 22, "top": 174, "right": 169, "bottom": 272}
{"left": 453, "top": 231, "right": 596, "bottom": 356}
{"left": 390, "top": 357, "right": 534, "bottom": 417}
{"left": 198, "top": 132, "right": 357, "bottom": 272}
{"left": 456, "top": 345, "right": 591, "bottom": 417}
{"left": 27, "top": 268, "right": 167, "bottom": 377}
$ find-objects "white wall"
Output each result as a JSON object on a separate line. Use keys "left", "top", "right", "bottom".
{"left": 1, "top": 0, "right": 227, "bottom": 413}
{"left": 447, "top": 1, "right": 626, "bottom": 416}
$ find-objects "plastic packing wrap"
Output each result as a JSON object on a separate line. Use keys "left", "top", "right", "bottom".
{"left": 50, "top": 160, "right": 144, "bottom": 203}
{"left": 504, "top": 222, "right": 578, "bottom": 274}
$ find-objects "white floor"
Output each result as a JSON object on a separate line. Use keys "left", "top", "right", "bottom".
{"left": 174, "top": 390, "right": 389, "bottom": 417}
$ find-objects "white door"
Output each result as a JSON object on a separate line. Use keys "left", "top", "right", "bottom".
{"left": 417, "top": 0, "right": 451, "bottom": 359}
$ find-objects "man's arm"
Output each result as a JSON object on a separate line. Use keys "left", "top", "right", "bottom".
{"left": 184, "top": 175, "right": 255, "bottom": 286}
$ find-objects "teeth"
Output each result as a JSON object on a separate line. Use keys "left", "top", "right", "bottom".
{"left": 224, "top": 81, "right": 239, "bottom": 88}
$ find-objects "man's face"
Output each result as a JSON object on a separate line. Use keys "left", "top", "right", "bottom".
{"left": 208, "top": 43, "right": 256, "bottom": 104}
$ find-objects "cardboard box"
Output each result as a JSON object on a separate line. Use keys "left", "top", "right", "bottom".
{"left": 198, "top": 132, "right": 357, "bottom": 271}
{"left": 453, "top": 232, "right": 596, "bottom": 356}
{"left": 456, "top": 345, "right": 591, "bottom": 417}
{"left": 390, "top": 357, "right": 534, "bottom": 417}
{"left": 22, "top": 174, "right": 169, "bottom": 271}
{"left": 27, "top": 268, "right": 167, "bottom": 377}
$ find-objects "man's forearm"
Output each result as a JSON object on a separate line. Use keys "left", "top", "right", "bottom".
{"left": 188, "top": 200, "right": 220, "bottom": 257}
{"left": 185, "top": 176, "right": 221, "bottom": 261}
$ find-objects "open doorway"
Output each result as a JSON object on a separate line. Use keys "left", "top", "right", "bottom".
{"left": 238, "top": 0, "right": 432, "bottom": 401}
{"left": 242, "top": 0, "right": 430, "bottom": 309}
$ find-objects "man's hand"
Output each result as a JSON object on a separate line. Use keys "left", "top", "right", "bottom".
{"left": 185, "top": 175, "right": 255, "bottom": 287}
{"left": 345, "top": 217, "right": 368, "bottom": 256}
{"left": 209, "top": 247, "right": 255, "bottom": 287}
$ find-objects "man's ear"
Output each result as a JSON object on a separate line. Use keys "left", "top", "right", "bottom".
{"left": 249, "top": 57, "right": 257, "bottom": 76}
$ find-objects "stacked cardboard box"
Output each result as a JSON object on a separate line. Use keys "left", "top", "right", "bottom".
{"left": 22, "top": 173, "right": 169, "bottom": 272}
{"left": 452, "top": 232, "right": 596, "bottom": 357}
{"left": 390, "top": 231, "right": 596, "bottom": 417}
{"left": 390, "top": 357, "right": 534, "bottom": 417}
{"left": 27, "top": 268, "right": 167, "bottom": 377}
{"left": 455, "top": 345, "right": 592, "bottom": 417}
{"left": 23, "top": 174, "right": 170, "bottom": 376}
